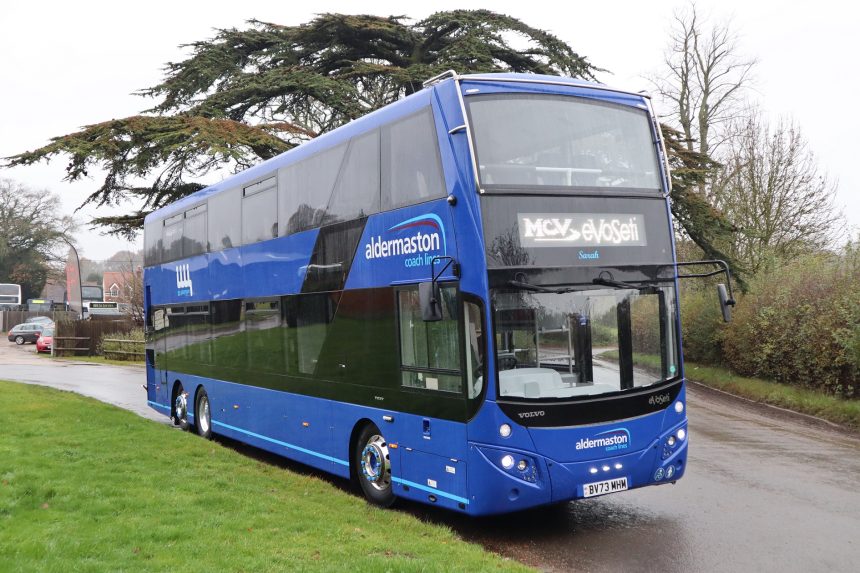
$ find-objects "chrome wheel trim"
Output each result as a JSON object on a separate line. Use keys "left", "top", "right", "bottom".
{"left": 198, "top": 396, "right": 210, "bottom": 434}
{"left": 360, "top": 434, "right": 391, "bottom": 492}
{"left": 174, "top": 392, "right": 187, "bottom": 424}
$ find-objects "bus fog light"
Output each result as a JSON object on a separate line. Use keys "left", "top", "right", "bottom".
{"left": 667, "top": 436, "right": 676, "bottom": 447}
{"left": 517, "top": 460, "right": 528, "bottom": 471}
{"left": 675, "top": 401, "right": 684, "bottom": 413}
{"left": 501, "top": 455, "right": 515, "bottom": 469}
{"left": 677, "top": 428, "right": 686, "bottom": 441}
{"left": 499, "top": 424, "right": 512, "bottom": 438}
{"left": 666, "top": 465, "right": 676, "bottom": 479}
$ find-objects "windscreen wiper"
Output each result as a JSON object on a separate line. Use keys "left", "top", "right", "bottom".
{"left": 506, "top": 280, "right": 576, "bottom": 294}
{"left": 592, "top": 274, "right": 659, "bottom": 294}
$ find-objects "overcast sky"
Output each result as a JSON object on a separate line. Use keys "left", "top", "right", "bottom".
{"left": 2, "top": 0, "right": 856, "bottom": 260}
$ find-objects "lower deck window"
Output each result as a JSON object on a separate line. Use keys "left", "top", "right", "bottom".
{"left": 398, "top": 286, "right": 462, "bottom": 393}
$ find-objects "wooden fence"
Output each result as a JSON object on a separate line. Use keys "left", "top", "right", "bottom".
{"left": 0, "top": 310, "right": 77, "bottom": 332}
{"left": 53, "top": 319, "right": 136, "bottom": 357}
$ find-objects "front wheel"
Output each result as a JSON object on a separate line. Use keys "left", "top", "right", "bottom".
{"left": 14, "top": 336, "right": 24, "bottom": 345}
{"left": 354, "top": 424, "right": 395, "bottom": 507}
{"left": 195, "top": 388, "right": 212, "bottom": 440}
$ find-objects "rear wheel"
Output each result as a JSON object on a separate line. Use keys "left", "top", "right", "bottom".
{"left": 14, "top": 335, "right": 24, "bottom": 345}
{"left": 354, "top": 424, "right": 395, "bottom": 507}
{"left": 195, "top": 389, "right": 212, "bottom": 439}
{"left": 171, "top": 383, "right": 190, "bottom": 431}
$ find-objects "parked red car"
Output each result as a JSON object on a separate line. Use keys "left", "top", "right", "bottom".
{"left": 36, "top": 326, "right": 54, "bottom": 353}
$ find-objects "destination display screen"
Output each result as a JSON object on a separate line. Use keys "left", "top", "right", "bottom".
{"left": 481, "top": 195, "right": 672, "bottom": 269}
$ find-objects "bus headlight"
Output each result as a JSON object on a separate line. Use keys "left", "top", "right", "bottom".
{"left": 675, "top": 401, "right": 684, "bottom": 413}
{"left": 677, "top": 428, "right": 686, "bottom": 441}
{"left": 499, "top": 424, "right": 512, "bottom": 438}
{"left": 501, "top": 455, "right": 515, "bottom": 469}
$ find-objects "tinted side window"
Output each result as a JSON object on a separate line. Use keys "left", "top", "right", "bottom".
{"left": 246, "top": 299, "right": 285, "bottom": 373}
{"left": 165, "top": 306, "right": 187, "bottom": 362}
{"left": 163, "top": 214, "right": 183, "bottom": 262}
{"left": 242, "top": 177, "right": 278, "bottom": 245}
{"left": 211, "top": 299, "right": 245, "bottom": 370}
{"left": 279, "top": 144, "right": 348, "bottom": 236}
{"left": 184, "top": 304, "right": 211, "bottom": 364}
{"left": 144, "top": 219, "right": 162, "bottom": 266}
{"left": 382, "top": 108, "right": 446, "bottom": 210}
{"left": 183, "top": 204, "right": 207, "bottom": 257}
{"left": 208, "top": 187, "right": 242, "bottom": 251}
{"left": 292, "top": 293, "right": 338, "bottom": 376}
{"left": 326, "top": 130, "right": 380, "bottom": 223}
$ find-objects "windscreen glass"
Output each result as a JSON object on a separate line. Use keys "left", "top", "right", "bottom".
{"left": 468, "top": 94, "right": 661, "bottom": 193}
{"left": 81, "top": 286, "right": 103, "bottom": 302}
{"left": 0, "top": 285, "right": 19, "bottom": 296}
{"left": 493, "top": 284, "right": 678, "bottom": 401}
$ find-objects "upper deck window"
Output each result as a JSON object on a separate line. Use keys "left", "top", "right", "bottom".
{"left": 467, "top": 94, "right": 661, "bottom": 194}
{"left": 382, "top": 108, "right": 446, "bottom": 210}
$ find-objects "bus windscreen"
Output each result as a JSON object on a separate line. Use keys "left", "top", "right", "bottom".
{"left": 467, "top": 93, "right": 661, "bottom": 193}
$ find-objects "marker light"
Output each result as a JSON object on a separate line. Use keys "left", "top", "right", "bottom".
{"left": 677, "top": 428, "right": 687, "bottom": 441}
{"left": 499, "top": 424, "right": 512, "bottom": 438}
{"left": 602, "top": 465, "right": 611, "bottom": 472}
{"left": 614, "top": 463, "right": 623, "bottom": 470}
{"left": 517, "top": 460, "right": 528, "bottom": 471}
{"left": 666, "top": 465, "right": 676, "bottom": 479}
{"left": 667, "top": 436, "right": 676, "bottom": 447}
{"left": 589, "top": 467, "right": 599, "bottom": 474}
{"left": 675, "top": 401, "right": 684, "bottom": 413}
{"left": 501, "top": 455, "right": 515, "bottom": 469}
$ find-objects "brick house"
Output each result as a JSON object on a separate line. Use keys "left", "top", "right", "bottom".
{"left": 103, "top": 270, "right": 138, "bottom": 303}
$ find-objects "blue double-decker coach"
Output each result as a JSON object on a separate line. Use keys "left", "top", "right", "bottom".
{"left": 143, "top": 71, "right": 730, "bottom": 515}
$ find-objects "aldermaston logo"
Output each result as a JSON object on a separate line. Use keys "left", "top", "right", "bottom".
{"left": 575, "top": 428, "right": 631, "bottom": 452}
{"left": 364, "top": 214, "right": 447, "bottom": 268}
{"left": 175, "top": 264, "right": 193, "bottom": 297}
{"left": 519, "top": 213, "right": 647, "bottom": 248}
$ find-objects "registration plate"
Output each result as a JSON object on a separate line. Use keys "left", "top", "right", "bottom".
{"left": 582, "top": 476, "right": 629, "bottom": 498}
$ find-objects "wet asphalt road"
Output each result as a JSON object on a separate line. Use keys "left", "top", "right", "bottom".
{"left": 2, "top": 342, "right": 858, "bottom": 572}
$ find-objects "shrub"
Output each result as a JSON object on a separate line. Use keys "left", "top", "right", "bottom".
{"left": 99, "top": 328, "right": 145, "bottom": 361}
{"left": 722, "top": 247, "right": 859, "bottom": 398}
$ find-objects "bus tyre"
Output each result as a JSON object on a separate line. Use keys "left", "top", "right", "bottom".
{"left": 14, "top": 336, "right": 24, "bottom": 345}
{"left": 172, "top": 384, "right": 190, "bottom": 431}
{"left": 195, "top": 388, "right": 212, "bottom": 440}
{"left": 354, "top": 424, "right": 395, "bottom": 508}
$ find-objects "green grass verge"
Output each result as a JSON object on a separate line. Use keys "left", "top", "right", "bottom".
{"left": 610, "top": 352, "right": 860, "bottom": 430}
{"left": 0, "top": 381, "right": 529, "bottom": 573}
{"left": 39, "top": 353, "right": 144, "bottom": 367}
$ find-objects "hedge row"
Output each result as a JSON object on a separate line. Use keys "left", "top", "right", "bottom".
{"left": 680, "top": 245, "right": 860, "bottom": 398}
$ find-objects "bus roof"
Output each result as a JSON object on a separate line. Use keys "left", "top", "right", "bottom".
{"left": 145, "top": 72, "right": 646, "bottom": 224}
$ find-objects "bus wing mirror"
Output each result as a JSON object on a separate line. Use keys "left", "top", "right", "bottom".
{"left": 674, "top": 260, "right": 737, "bottom": 323}
{"left": 717, "top": 283, "right": 734, "bottom": 322}
{"left": 419, "top": 281, "right": 443, "bottom": 322}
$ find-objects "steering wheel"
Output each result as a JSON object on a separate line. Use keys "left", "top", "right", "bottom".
{"left": 498, "top": 355, "right": 518, "bottom": 371}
